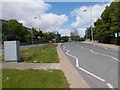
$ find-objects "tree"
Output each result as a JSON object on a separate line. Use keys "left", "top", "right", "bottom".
{"left": 70, "top": 29, "right": 80, "bottom": 41}
{"left": 93, "top": 1, "right": 120, "bottom": 44}
{"left": 2, "top": 19, "right": 30, "bottom": 42}
{"left": 61, "top": 36, "right": 69, "bottom": 42}
{"left": 70, "top": 29, "right": 79, "bottom": 36}
{"left": 84, "top": 27, "right": 92, "bottom": 40}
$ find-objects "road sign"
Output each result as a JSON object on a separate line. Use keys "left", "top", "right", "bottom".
{"left": 115, "top": 33, "right": 117, "bottom": 37}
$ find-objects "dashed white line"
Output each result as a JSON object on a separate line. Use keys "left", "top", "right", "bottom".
{"left": 107, "top": 83, "right": 114, "bottom": 89}
{"left": 74, "top": 43, "right": 119, "bottom": 62}
{"left": 76, "top": 58, "right": 79, "bottom": 67}
{"left": 91, "top": 50, "right": 93, "bottom": 53}
{"left": 66, "top": 48, "right": 106, "bottom": 82}
{"left": 62, "top": 46, "right": 66, "bottom": 50}
{"left": 76, "top": 45, "right": 79, "bottom": 47}
{"left": 90, "top": 49, "right": 119, "bottom": 62}
{"left": 62, "top": 45, "right": 115, "bottom": 89}
{"left": 105, "top": 47, "right": 108, "bottom": 49}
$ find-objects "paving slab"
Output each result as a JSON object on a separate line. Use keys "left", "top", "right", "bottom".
{"left": 2, "top": 62, "right": 61, "bottom": 70}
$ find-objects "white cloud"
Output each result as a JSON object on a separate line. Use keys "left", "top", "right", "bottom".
{"left": 78, "top": 28, "right": 86, "bottom": 37}
{"left": 71, "top": 3, "right": 110, "bottom": 28}
{"left": 59, "top": 28, "right": 86, "bottom": 37}
{"left": 59, "top": 29, "right": 71, "bottom": 36}
{"left": 2, "top": 0, "right": 68, "bottom": 33}
{"left": 34, "top": 13, "right": 68, "bottom": 32}
{"left": 2, "top": 0, "right": 50, "bottom": 20}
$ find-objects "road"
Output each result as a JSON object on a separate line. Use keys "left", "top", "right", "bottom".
{"left": 61, "top": 42, "right": 119, "bottom": 89}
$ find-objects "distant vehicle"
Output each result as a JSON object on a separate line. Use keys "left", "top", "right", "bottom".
{"left": 68, "top": 40, "right": 72, "bottom": 42}
{"left": 48, "top": 41, "right": 53, "bottom": 43}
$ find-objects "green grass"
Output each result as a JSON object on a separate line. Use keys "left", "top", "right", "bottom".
{"left": 21, "top": 44, "right": 59, "bottom": 63}
{"left": 0, "top": 59, "right": 1, "bottom": 89}
{"left": 2, "top": 69, "right": 69, "bottom": 88}
{"left": 0, "top": 68, "right": 1, "bottom": 90}
{"left": 0, "top": 55, "right": 2, "bottom": 61}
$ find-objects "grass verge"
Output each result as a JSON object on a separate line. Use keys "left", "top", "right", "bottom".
{"left": 2, "top": 69, "right": 69, "bottom": 88}
{"left": 0, "top": 55, "right": 2, "bottom": 61}
{"left": 21, "top": 44, "right": 59, "bottom": 63}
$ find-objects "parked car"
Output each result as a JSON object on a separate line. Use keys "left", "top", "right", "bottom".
{"left": 48, "top": 41, "right": 53, "bottom": 43}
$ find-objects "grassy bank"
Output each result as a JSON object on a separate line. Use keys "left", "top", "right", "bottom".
{"left": 0, "top": 55, "right": 2, "bottom": 62}
{"left": 2, "top": 69, "right": 69, "bottom": 88}
{"left": 21, "top": 44, "right": 59, "bottom": 63}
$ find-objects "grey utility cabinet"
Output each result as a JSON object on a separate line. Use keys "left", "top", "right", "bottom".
{"left": 4, "top": 41, "right": 20, "bottom": 62}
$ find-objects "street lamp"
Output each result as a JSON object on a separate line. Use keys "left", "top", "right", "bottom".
{"left": 84, "top": 7, "right": 93, "bottom": 42}
{"left": 31, "top": 16, "right": 36, "bottom": 45}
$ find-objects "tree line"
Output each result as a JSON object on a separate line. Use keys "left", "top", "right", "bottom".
{"left": 1, "top": 19, "right": 62, "bottom": 45}
{"left": 85, "top": 1, "right": 120, "bottom": 45}
{"left": 1, "top": 19, "right": 83, "bottom": 45}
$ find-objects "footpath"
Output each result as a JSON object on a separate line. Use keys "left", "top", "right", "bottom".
{"left": 83, "top": 41, "right": 119, "bottom": 49}
{"left": 57, "top": 43, "right": 90, "bottom": 88}
{"left": 2, "top": 43, "right": 90, "bottom": 88}
{"left": 2, "top": 62, "right": 60, "bottom": 70}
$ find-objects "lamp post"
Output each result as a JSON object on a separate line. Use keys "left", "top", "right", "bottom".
{"left": 31, "top": 16, "right": 36, "bottom": 45}
{"left": 84, "top": 7, "right": 93, "bottom": 41}
{"left": 90, "top": 8, "right": 93, "bottom": 42}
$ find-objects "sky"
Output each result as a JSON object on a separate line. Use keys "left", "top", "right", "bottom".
{"left": 1, "top": 0, "right": 111, "bottom": 37}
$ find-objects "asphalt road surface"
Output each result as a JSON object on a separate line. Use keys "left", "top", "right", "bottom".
{"left": 62, "top": 42, "right": 119, "bottom": 89}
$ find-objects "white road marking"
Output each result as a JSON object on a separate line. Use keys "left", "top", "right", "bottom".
{"left": 91, "top": 50, "right": 93, "bottom": 53}
{"left": 74, "top": 43, "right": 119, "bottom": 62}
{"left": 105, "top": 47, "right": 108, "bottom": 49}
{"left": 62, "top": 46, "right": 66, "bottom": 50}
{"left": 76, "top": 58, "right": 79, "bottom": 67}
{"left": 76, "top": 45, "right": 79, "bottom": 47}
{"left": 62, "top": 45, "right": 115, "bottom": 89}
{"left": 78, "top": 67, "right": 105, "bottom": 82}
{"left": 66, "top": 48, "right": 106, "bottom": 82}
{"left": 74, "top": 44, "right": 84, "bottom": 49}
{"left": 90, "top": 49, "right": 119, "bottom": 62}
{"left": 107, "top": 83, "right": 114, "bottom": 89}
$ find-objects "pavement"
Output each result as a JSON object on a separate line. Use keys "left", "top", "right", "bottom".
{"left": 61, "top": 42, "right": 119, "bottom": 88}
{"left": 57, "top": 43, "right": 90, "bottom": 88}
{"left": 2, "top": 62, "right": 61, "bottom": 70}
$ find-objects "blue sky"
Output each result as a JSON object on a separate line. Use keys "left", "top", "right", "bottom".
{"left": 45, "top": 2, "right": 109, "bottom": 36}
{"left": 46, "top": 2, "right": 107, "bottom": 29}
{"left": 1, "top": 0, "right": 110, "bottom": 37}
